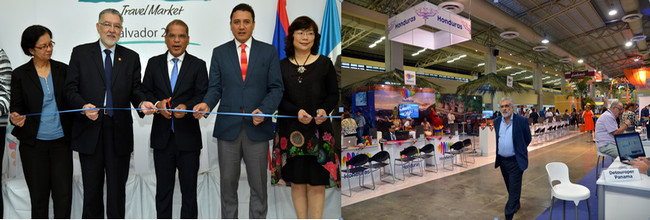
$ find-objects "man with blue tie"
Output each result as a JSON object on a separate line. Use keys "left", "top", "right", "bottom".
{"left": 494, "top": 97, "right": 531, "bottom": 220}
{"left": 65, "top": 8, "right": 156, "bottom": 218}
{"left": 192, "top": 3, "right": 284, "bottom": 218}
{"left": 141, "top": 19, "right": 207, "bottom": 218}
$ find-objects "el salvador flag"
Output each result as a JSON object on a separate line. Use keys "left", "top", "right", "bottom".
{"left": 272, "top": 0, "right": 290, "bottom": 60}
{"left": 318, "top": 0, "right": 341, "bottom": 62}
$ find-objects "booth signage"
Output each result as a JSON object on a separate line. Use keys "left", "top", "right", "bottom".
{"left": 387, "top": 1, "right": 471, "bottom": 51}
{"left": 604, "top": 168, "right": 641, "bottom": 182}
{"left": 507, "top": 76, "right": 513, "bottom": 87}
{"left": 404, "top": 70, "right": 416, "bottom": 85}
{"left": 564, "top": 71, "right": 595, "bottom": 80}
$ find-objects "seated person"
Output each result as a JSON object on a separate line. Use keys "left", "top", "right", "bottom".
{"left": 403, "top": 117, "right": 413, "bottom": 131}
{"left": 422, "top": 120, "right": 433, "bottom": 136}
{"left": 630, "top": 157, "right": 650, "bottom": 177}
{"left": 382, "top": 125, "right": 398, "bottom": 142}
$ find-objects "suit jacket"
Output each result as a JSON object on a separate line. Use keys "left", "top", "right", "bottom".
{"left": 202, "top": 38, "right": 284, "bottom": 141}
{"left": 141, "top": 51, "right": 208, "bottom": 151}
{"left": 10, "top": 59, "right": 71, "bottom": 145}
{"left": 494, "top": 114, "right": 532, "bottom": 171}
{"left": 65, "top": 41, "right": 146, "bottom": 155}
{"left": 382, "top": 131, "right": 396, "bottom": 141}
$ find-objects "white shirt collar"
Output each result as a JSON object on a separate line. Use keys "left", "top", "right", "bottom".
{"left": 167, "top": 51, "right": 186, "bottom": 63}
{"left": 99, "top": 40, "right": 115, "bottom": 54}
{"left": 235, "top": 37, "right": 253, "bottom": 49}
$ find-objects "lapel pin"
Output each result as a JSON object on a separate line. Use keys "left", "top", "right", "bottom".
{"left": 118, "top": 57, "right": 122, "bottom": 61}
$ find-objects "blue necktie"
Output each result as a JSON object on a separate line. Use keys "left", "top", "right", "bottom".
{"left": 170, "top": 58, "right": 179, "bottom": 132}
{"left": 171, "top": 58, "right": 178, "bottom": 92}
{"left": 104, "top": 49, "right": 113, "bottom": 117}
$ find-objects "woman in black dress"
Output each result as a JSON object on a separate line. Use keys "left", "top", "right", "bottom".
{"left": 270, "top": 16, "right": 339, "bottom": 219}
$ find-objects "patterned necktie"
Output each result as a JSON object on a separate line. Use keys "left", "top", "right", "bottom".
{"left": 170, "top": 58, "right": 179, "bottom": 132}
{"left": 240, "top": 44, "right": 247, "bottom": 82}
{"left": 171, "top": 58, "right": 179, "bottom": 92}
{"left": 103, "top": 49, "right": 113, "bottom": 117}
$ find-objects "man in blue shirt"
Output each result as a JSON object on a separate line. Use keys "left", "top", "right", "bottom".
{"left": 494, "top": 97, "right": 531, "bottom": 220}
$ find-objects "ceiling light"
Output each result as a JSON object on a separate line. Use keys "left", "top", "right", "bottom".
{"left": 625, "top": 41, "right": 633, "bottom": 47}
{"left": 517, "top": 63, "right": 521, "bottom": 65}
{"left": 477, "top": 63, "right": 485, "bottom": 67}
{"left": 541, "top": 38, "right": 549, "bottom": 44}
{"left": 369, "top": 36, "right": 386, "bottom": 48}
{"left": 608, "top": 9, "right": 617, "bottom": 16}
{"left": 634, "top": 57, "right": 640, "bottom": 62}
{"left": 459, "top": 54, "right": 467, "bottom": 58}
{"left": 411, "top": 48, "right": 426, "bottom": 56}
{"left": 578, "top": 59, "right": 584, "bottom": 63}
{"left": 505, "top": 66, "right": 512, "bottom": 69}
{"left": 447, "top": 60, "right": 455, "bottom": 63}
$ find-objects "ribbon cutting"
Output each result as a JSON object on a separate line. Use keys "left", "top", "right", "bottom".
{"left": 8, "top": 108, "right": 342, "bottom": 119}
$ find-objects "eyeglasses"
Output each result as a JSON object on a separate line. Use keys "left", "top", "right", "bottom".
{"left": 34, "top": 41, "right": 55, "bottom": 50}
{"left": 99, "top": 22, "right": 123, "bottom": 30}
{"left": 294, "top": 30, "right": 315, "bottom": 37}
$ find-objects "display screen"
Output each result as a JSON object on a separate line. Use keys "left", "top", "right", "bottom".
{"left": 355, "top": 92, "right": 367, "bottom": 106}
{"left": 482, "top": 110, "right": 493, "bottom": 119}
{"left": 399, "top": 104, "right": 419, "bottom": 118}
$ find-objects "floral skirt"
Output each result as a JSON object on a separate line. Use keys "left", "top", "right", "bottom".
{"left": 271, "top": 130, "right": 340, "bottom": 188}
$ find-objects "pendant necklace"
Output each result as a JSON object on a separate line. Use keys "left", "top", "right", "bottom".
{"left": 296, "top": 53, "right": 310, "bottom": 83}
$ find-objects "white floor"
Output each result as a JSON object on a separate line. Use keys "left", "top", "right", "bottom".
{"left": 342, "top": 130, "right": 582, "bottom": 207}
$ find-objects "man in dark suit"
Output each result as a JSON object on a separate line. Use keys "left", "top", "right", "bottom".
{"left": 382, "top": 125, "right": 397, "bottom": 142}
{"left": 141, "top": 19, "right": 207, "bottom": 219}
{"left": 494, "top": 97, "right": 531, "bottom": 220}
{"left": 193, "top": 3, "right": 283, "bottom": 218}
{"left": 65, "top": 8, "right": 156, "bottom": 218}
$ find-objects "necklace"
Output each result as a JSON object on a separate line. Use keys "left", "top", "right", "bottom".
{"left": 296, "top": 53, "right": 310, "bottom": 83}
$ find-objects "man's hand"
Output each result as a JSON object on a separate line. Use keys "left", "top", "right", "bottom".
{"left": 630, "top": 157, "right": 650, "bottom": 175}
{"left": 10, "top": 112, "right": 25, "bottom": 127}
{"left": 252, "top": 109, "right": 264, "bottom": 126}
{"left": 174, "top": 104, "right": 187, "bottom": 118}
{"left": 314, "top": 109, "right": 328, "bottom": 125}
{"left": 298, "top": 109, "right": 312, "bottom": 125}
{"left": 625, "top": 119, "right": 632, "bottom": 127}
{"left": 140, "top": 101, "right": 157, "bottom": 115}
{"left": 156, "top": 98, "right": 172, "bottom": 119}
{"left": 83, "top": 103, "right": 99, "bottom": 121}
{"left": 192, "top": 103, "right": 209, "bottom": 119}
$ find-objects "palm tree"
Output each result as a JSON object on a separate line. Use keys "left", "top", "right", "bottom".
{"left": 565, "top": 76, "right": 595, "bottom": 109}
{"left": 455, "top": 73, "right": 526, "bottom": 109}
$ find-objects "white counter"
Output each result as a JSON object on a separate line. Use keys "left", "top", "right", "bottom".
{"left": 596, "top": 157, "right": 650, "bottom": 220}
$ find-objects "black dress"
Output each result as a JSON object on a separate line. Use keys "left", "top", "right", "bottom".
{"left": 271, "top": 55, "right": 340, "bottom": 188}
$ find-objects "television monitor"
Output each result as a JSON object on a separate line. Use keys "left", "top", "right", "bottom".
{"left": 355, "top": 92, "right": 367, "bottom": 106}
{"left": 482, "top": 110, "right": 493, "bottom": 119}
{"left": 399, "top": 104, "right": 419, "bottom": 118}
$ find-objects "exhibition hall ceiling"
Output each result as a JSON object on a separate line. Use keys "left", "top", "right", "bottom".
{"left": 342, "top": 0, "right": 650, "bottom": 89}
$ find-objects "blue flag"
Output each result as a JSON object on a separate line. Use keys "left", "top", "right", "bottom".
{"left": 318, "top": 0, "right": 341, "bottom": 61}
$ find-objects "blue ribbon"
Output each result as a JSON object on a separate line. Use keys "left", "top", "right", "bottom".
{"left": 8, "top": 108, "right": 341, "bottom": 119}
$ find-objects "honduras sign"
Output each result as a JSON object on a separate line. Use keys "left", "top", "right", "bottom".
{"left": 387, "top": 1, "right": 471, "bottom": 50}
